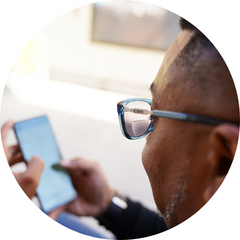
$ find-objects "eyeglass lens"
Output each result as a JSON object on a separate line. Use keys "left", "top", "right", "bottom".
{"left": 124, "top": 101, "right": 151, "bottom": 137}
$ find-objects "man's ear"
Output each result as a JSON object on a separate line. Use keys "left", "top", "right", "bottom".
{"left": 203, "top": 124, "right": 239, "bottom": 203}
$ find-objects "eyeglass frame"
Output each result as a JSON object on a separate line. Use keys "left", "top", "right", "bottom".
{"left": 117, "top": 98, "right": 239, "bottom": 140}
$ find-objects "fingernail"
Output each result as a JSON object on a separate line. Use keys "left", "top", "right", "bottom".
{"left": 60, "top": 160, "right": 71, "bottom": 167}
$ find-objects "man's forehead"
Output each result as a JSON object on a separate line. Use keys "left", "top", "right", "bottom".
{"left": 163, "top": 30, "right": 194, "bottom": 69}
{"left": 150, "top": 30, "right": 195, "bottom": 96}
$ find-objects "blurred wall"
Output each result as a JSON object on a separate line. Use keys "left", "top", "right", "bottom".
{"left": 41, "top": 4, "right": 167, "bottom": 97}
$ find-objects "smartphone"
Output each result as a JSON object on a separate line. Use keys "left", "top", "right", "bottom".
{"left": 14, "top": 115, "right": 77, "bottom": 214}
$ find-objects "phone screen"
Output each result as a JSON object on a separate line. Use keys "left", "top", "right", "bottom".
{"left": 14, "top": 116, "right": 77, "bottom": 213}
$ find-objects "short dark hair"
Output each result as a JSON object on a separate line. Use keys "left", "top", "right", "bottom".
{"left": 169, "top": 18, "right": 238, "bottom": 121}
{"left": 179, "top": 17, "right": 216, "bottom": 53}
{"left": 174, "top": 18, "right": 218, "bottom": 70}
{"left": 179, "top": 18, "right": 197, "bottom": 31}
{"left": 179, "top": 17, "right": 212, "bottom": 43}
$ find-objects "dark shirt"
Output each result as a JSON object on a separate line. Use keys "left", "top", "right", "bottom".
{"left": 98, "top": 198, "right": 168, "bottom": 239}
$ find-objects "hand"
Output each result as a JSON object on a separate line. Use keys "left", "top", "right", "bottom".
{"left": 59, "top": 158, "right": 115, "bottom": 217}
{"left": 1, "top": 120, "right": 24, "bottom": 166}
{"left": 14, "top": 156, "right": 44, "bottom": 199}
{"left": 1, "top": 120, "right": 44, "bottom": 199}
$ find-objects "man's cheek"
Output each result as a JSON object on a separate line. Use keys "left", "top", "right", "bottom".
{"left": 142, "top": 140, "right": 159, "bottom": 183}
{"left": 141, "top": 141, "right": 152, "bottom": 174}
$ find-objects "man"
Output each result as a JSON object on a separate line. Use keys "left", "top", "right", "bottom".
{"left": 141, "top": 18, "right": 239, "bottom": 228}
{"left": 59, "top": 17, "right": 239, "bottom": 234}
{"left": 2, "top": 18, "right": 239, "bottom": 238}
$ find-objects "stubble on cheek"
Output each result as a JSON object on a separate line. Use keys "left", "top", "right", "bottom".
{"left": 163, "top": 175, "right": 189, "bottom": 228}
{"left": 153, "top": 168, "right": 189, "bottom": 228}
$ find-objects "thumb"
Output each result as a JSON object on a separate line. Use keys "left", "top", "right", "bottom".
{"left": 27, "top": 156, "right": 44, "bottom": 179}
{"left": 59, "top": 160, "right": 74, "bottom": 169}
{"left": 59, "top": 158, "right": 85, "bottom": 171}
{"left": 60, "top": 158, "right": 95, "bottom": 176}
{"left": 15, "top": 156, "right": 44, "bottom": 199}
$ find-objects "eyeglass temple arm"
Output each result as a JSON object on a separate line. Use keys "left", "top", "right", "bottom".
{"left": 123, "top": 106, "right": 236, "bottom": 126}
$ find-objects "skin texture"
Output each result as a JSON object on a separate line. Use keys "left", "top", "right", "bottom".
{"left": 142, "top": 30, "right": 239, "bottom": 228}
{"left": 49, "top": 158, "right": 115, "bottom": 220}
{"left": 59, "top": 158, "right": 114, "bottom": 217}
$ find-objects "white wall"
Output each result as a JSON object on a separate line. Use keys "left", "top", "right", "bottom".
{"left": 41, "top": 4, "right": 166, "bottom": 97}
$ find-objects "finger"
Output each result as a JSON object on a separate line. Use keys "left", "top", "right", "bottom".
{"left": 8, "top": 144, "right": 20, "bottom": 155}
{"left": 1, "top": 120, "right": 14, "bottom": 141}
{"left": 8, "top": 145, "right": 24, "bottom": 166}
{"left": 16, "top": 156, "right": 44, "bottom": 199}
{"left": 60, "top": 158, "right": 96, "bottom": 174}
{"left": 64, "top": 198, "right": 83, "bottom": 216}
{"left": 8, "top": 152, "right": 24, "bottom": 166}
{"left": 48, "top": 206, "right": 65, "bottom": 220}
{"left": 26, "top": 156, "right": 44, "bottom": 181}
{"left": 59, "top": 158, "right": 82, "bottom": 169}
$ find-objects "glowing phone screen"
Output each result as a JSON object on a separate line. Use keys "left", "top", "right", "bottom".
{"left": 14, "top": 116, "right": 77, "bottom": 213}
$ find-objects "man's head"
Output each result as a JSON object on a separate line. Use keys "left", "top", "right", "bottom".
{"left": 142, "top": 18, "right": 239, "bottom": 228}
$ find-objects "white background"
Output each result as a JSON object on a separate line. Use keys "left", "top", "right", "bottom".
{"left": 0, "top": 0, "right": 239, "bottom": 239}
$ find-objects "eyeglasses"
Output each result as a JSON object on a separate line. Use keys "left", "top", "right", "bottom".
{"left": 117, "top": 98, "right": 238, "bottom": 140}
